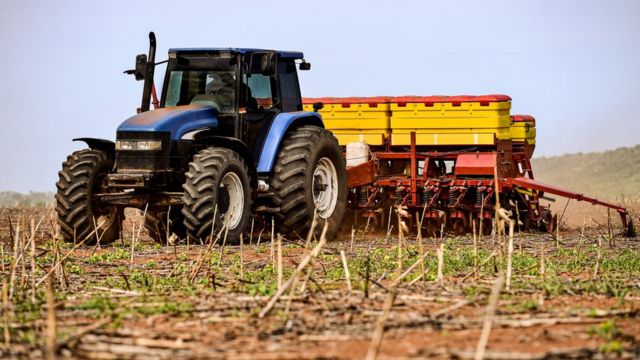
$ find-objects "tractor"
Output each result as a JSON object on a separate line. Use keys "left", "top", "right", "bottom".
{"left": 55, "top": 32, "right": 347, "bottom": 245}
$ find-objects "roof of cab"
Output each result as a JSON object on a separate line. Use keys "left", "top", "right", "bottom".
{"left": 169, "top": 48, "right": 304, "bottom": 59}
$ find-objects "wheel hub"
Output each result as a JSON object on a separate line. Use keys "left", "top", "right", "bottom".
{"left": 312, "top": 157, "right": 338, "bottom": 219}
{"left": 220, "top": 172, "right": 244, "bottom": 230}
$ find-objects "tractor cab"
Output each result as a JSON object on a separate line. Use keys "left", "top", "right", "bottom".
{"left": 117, "top": 47, "right": 311, "bottom": 169}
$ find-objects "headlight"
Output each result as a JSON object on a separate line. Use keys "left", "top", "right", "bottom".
{"left": 115, "top": 140, "right": 162, "bottom": 151}
{"left": 136, "top": 141, "right": 162, "bottom": 151}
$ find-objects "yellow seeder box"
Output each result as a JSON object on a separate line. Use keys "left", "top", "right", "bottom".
{"left": 510, "top": 115, "right": 536, "bottom": 145}
{"left": 303, "top": 97, "right": 391, "bottom": 145}
{"left": 303, "top": 95, "right": 528, "bottom": 147}
{"left": 389, "top": 95, "right": 512, "bottom": 146}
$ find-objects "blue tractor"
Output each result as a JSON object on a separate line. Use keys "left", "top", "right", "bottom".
{"left": 56, "top": 33, "right": 347, "bottom": 244}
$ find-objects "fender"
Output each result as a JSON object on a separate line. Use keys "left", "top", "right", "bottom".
{"left": 73, "top": 138, "right": 115, "bottom": 156}
{"left": 256, "top": 111, "right": 323, "bottom": 174}
{"left": 194, "top": 135, "right": 258, "bottom": 189}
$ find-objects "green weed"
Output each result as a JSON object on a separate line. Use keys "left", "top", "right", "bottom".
{"left": 84, "top": 248, "right": 130, "bottom": 264}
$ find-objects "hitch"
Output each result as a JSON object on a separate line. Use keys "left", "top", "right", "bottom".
{"left": 505, "top": 177, "right": 637, "bottom": 238}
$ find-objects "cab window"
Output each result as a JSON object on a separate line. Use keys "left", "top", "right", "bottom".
{"left": 244, "top": 74, "right": 275, "bottom": 110}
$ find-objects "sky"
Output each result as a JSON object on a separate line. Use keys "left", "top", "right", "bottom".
{"left": 1, "top": 0, "right": 639, "bottom": 192}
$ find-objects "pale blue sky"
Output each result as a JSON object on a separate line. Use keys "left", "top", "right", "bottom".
{"left": 1, "top": 0, "right": 639, "bottom": 192}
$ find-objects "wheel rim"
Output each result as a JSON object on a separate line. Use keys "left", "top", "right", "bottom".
{"left": 312, "top": 157, "right": 338, "bottom": 219}
{"left": 220, "top": 172, "right": 244, "bottom": 230}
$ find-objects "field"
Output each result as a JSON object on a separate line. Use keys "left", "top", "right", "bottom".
{"left": 0, "top": 203, "right": 639, "bottom": 360}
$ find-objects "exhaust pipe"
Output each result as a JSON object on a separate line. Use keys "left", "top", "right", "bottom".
{"left": 140, "top": 32, "right": 157, "bottom": 112}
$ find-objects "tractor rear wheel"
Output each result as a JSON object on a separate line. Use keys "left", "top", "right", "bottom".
{"left": 145, "top": 207, "right": 186, "bottom": 244}
{"left": 55, "top": 149, "right": 122, "bottom": 244}
{"left": 182, "top": 147, "right": 252, "bottom": 245}
{"left": 270, "top": 125, "right": 347, "bottom": 240}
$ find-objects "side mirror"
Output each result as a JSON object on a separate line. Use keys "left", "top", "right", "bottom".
{"left": 134, "top": 54, "right": 147, "bottom": 81}
{"left": 123, "top": 54, "right": 148, "bottom": 80}
{"left": 299, "top": 61, "right": 311, "bottom": 71}
{"left": 313, "top": 102, "right": 324, "bottom": 112}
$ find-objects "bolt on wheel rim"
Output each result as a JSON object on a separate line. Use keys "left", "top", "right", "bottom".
{"left": 220, "top": 172, "right": 244, "bottom": 229}
{"left": 312, "top": 157, "right": 338, "bottom": 219}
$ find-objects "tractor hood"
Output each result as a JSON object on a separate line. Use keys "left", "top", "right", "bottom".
{"left": 117, "top": 104, "right": 218, "bottom": 140}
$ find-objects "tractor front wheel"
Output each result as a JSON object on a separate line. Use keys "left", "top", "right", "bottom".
{"left": 182, "top": 147, "right": 252, "bottom": 245}
{"left": 55, "top": 149, "right": 122, "bottom": 244}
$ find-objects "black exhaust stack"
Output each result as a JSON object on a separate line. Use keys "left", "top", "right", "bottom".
{"left": 140, "top": 32, "right": 157, "bottom": 113}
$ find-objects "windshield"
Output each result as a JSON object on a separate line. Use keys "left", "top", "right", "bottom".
{"left": 163, "top": 53, "right": 237, "bottom": 113}
{"left": 165, "top": 70, "right": 236, "bottom": 112}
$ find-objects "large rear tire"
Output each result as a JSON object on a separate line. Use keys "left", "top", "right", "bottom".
{"left": 55, "top": 149, "right": 122, "bottom": 244}
{"left": 270, "top": 125, "right": 347, "bottom": 240}
{"left": 182, "top": 147, "right": 252, "bottom": 245}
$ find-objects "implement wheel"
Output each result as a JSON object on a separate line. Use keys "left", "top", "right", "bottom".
{"left": 538, "top": 209, "right": 557, "bottom": 234}
{"left": 55, "top": 149, "right": 122, "bottom": 244}
{"left": 270, "top": 125, "right": 347, "bottom": 240}
{"left": 450, "top": 217, "right": 468, "bottom": 236}
{"left": 182, "top": 147, "right": 252, "bottom": 245}
{"left": 423, "top": 218, "right": 440, "bottom": 238}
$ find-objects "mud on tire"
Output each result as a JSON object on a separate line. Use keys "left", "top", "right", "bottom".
{"left": 182, "top": 147, "right": 252, "bottom": 245}
{"left": 270, "top": 125, "right": 347, "bottom": 240}
{"left": 55, "top": 149, "right": 122, "bottom": 244}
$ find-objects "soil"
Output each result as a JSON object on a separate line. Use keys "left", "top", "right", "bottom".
{"left": 0, "top": 206, "right": 639, "bottom": 359}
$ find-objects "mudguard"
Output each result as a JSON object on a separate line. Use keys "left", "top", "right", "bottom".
{"left": 117, "top": 104, "right": 218, "bottom": 140}
{"left": 256, "top": 111, "right": 323, "bottom": 173}
{"left": 73, "top": 138, "right": 115, "bottom": 155}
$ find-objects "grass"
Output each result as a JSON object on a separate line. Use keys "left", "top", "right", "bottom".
{"left": 70, "top": 294, "right": 193, "bottom": 320}
{"left": 73, "top": 296, "right": 118, "bottom": 315}
{"left": 84, "top": 247, "right": 130, "bottom": 264}
{"left": 588, "top": 320, "right": 625, "bottom": 355}
{"left": 7, "top": 233, "right": 640, "bottom": 301}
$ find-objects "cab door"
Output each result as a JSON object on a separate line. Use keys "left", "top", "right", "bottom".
{"left": 240, "top": 59, "right": 280, "bottom": 163}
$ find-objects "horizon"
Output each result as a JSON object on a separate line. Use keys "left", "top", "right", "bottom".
{"left": 1, "top": 0, "right": 639, "bottom": 192}
{"left": 2, "top": 143, "right": 637, "bottom": 194}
